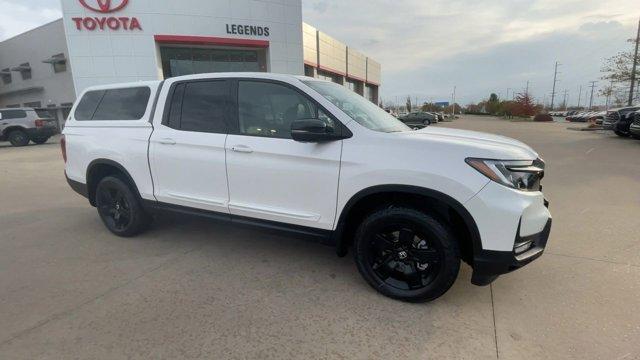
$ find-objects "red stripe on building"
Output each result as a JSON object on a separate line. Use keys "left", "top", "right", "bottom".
{"left": 154, "top": 35, "right": 269, "bottom": 48}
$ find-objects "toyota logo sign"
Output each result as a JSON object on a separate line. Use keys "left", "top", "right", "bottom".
{"left": 72, "top": 0, "right": 141, "bottom": 31}
{"left": 79, "top": 0, "right": 129, "bottom": 13}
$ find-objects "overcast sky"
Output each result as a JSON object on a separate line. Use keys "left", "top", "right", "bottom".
{"left": 1, "top": 0, "right": 639, "bottom": 106}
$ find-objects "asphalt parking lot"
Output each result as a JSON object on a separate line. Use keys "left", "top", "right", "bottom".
{"left": 1, "top": 115, "right": 639, "bottom": 359}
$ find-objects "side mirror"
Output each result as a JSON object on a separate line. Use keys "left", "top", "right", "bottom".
{"left": 291, "top": 118, "right": 342, "bottom": 142}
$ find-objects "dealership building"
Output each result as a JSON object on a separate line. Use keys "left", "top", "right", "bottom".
{"left": 0, "top": 0, "right": 381, "bottom": 128}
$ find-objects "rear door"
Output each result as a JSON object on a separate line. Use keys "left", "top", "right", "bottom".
{"left": 225, "top": 79, "right": 342, "bottom": 230}
{"left": 150, "top": 80, "right": 232, "bottom": 213}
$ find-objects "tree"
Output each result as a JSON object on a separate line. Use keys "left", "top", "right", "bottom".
{"left": 486, "top": 93, "right": 501, "bottom": 114}
{"left": 512, "top": 92, "right": 537, "bottom": 117}
{"left": 421, "top": 102, "right": 444, "bottom": 112}
{"left": 406, "top": 96, "right": 412, "bottom": 113}
{"left": 600, "top": 36, "right": 640, "bottom": 103}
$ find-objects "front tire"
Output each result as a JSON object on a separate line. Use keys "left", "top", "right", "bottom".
{"left": 614, "top": 130, "right": 628, "bottom": 137}
{"left": 353, "top": 207, "right": 460, "bottom": 302}
{"left": 8, "top": 130, "right": 29, "bottom": 147}
{"left": 95, "top": 175, "right": 150, "bottom": 237}
{"left": 423, "top": 119, "right": 431, "bottom": 126}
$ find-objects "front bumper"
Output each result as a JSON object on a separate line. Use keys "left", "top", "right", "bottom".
{"left": 630, "top": 123, "right": 640, "bottom": 137}
{"left": 464, "top": 180, "right": 552, "bottom": 285}
{"left": 471, "top": 218, "right": 552, "bottom": 285}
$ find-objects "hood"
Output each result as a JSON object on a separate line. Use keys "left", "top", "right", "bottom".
{"left": 404, "top": 126, "right": 539, "bottom": 160}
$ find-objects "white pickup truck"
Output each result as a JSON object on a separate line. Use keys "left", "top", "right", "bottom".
{"left": 62, "top": 73, "right": 551, "bottom": 302}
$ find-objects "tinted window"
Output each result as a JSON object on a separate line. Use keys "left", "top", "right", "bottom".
{"left": 0, "top": 110, "right": 27, "bottom": 119}
{"left": 34, "top": 109, "right": 53, "bottom": 119}
{"left": 74, "top": 90, "right": 105, "bottom": 120}
{"left": 167, "top": 83, "right": 185, "bottom": 129}
{"left": 178, "top": 81, "right": 229, "bottom": 133}
{"left": 238, "top": 81, "right": 334, "bottom": 139}
{"left": 92, "top": 87, "right": 151, "bottom": 120}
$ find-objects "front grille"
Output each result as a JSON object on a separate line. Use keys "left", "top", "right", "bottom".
{"left": 604, "top": 112, "right": 619, "bottom": 124}
{"left": 633, "top": 113, "right": 640, "bottom": 126}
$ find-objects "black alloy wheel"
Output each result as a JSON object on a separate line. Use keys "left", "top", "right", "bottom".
{"left": 95, "top": 176, "right": 150, "bottom": 237}
{"left": 354, "top": 207, "right": 460, "bottom": 302}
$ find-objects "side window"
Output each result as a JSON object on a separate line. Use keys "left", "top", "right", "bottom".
{"left": 93, "top": 87, "right": 151, "bottom": 120}
{"left": 167, "top": 83, "right": 185, "bottom": 129}
{"left": 74, "top": 90, "right": 105, "bottom": 120}
{"left": 180, "top": 81, "right": 229, "bottom": 133}
{"left": 238, "top": 81, "right": 334, "bottom": 139}
{"left": 0, "top": 110, "right": 27, "bottom": 119}
{"left": 75, "top": 87, "right": 150, "bottom": 121}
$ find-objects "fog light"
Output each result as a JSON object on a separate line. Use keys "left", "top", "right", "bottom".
{"left": 514, "top": 240, "right": 533, "bottom": 254}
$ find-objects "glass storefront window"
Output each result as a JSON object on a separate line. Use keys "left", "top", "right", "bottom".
{"left": 161, "top": 47, "right": 267, "bottom": 78}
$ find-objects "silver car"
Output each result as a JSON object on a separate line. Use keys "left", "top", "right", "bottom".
{"left": 0, "top": 108, "right": 58, "bottom": 147}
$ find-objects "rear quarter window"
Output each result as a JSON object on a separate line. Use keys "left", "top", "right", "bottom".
{"left": 1, "top": 110, "right": 27, "bottom": 119}
{"left": 75, "top": 87, "right": 151, "bottom": 121}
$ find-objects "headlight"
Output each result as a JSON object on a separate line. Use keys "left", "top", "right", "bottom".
{"left": 466, "top": 158, "right": 545, "bottom": 191}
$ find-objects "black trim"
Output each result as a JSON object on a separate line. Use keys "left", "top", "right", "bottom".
{"left": 86, "top": 159, "right": 143, "bottom": 206}
{"left": 470, "top": 218, "right": 552, "bottom": 286}
{"left": 142, "top": 200, "right": 334, "bottom": 244}
{"left": 65, "top": 173, "right": 88, "bottom": 199}
{"left": 333, "top": 185, "right": 482, "bottom": 257}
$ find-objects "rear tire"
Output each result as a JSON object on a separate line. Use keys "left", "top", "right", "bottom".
{"left": 353, "top": 207, "right": 460, "bottom": 302}
{"left": 95, "top": 175, "right": 150, "bottom": 237}
{"left": 8, "top": 130, "right": 29, "bottom": 147}
{"left": 31, "top": 137, "right": 49, "bottom": 144}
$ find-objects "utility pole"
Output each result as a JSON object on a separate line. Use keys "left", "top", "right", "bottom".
{"left": 550, "top": 61, "right": 560, "bottom": 110}
{"left": 628, "top": 17, "right": 640, "bottom": 106}
{"left": 525, "top": 81, "right": 530, "bottom": 97}
{"left": 588, "top": 81, "right": 598, "bottom": 110}
{"left": 562, "top": 89, "right": 569, "bottom": 110}
{"left": 506, "top": 88, "right": 511, "bottom": 100}
{"left": 452, "top": 86, "right": 457, "bottom": 116}
{"left": 577, "top": 85, "right": 583, "bottom": 108}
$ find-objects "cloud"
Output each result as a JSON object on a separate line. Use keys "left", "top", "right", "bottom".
{"left": 302, "top": 0, "right": 640, "bottom": 105}
{"left": 0, "top": 1, "right": 61, "bottom": 41}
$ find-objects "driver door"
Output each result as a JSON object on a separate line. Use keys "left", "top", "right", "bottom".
{"left": 225, "top": 80, "right": 342, "bottom": 230}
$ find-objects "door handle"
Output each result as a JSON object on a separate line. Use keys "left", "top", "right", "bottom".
{"left": 231, "top": 145, "right": 253, "bottom": 153}
{"left": 159, "top": 138, "right": 176, "bottom": 145}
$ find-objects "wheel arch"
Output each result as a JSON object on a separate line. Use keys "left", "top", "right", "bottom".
{"left": 86, "top": 159, "right": 141, "bottom": 207}
{"left": 333, "top": 185, "right": 482, "bottom": 265}
{"left": 2, "top": 125, "right": 28, "bottom": 137}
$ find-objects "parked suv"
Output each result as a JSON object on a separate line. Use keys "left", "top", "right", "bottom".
{"left": 62, "top": 73, "right": 552, "bottom": 302}
{"left": 0, "top": 108, "right": 58, "bottom": 146}
{"left": 603, "top": 106, "right": 640, "bottom": 136}
{"left": 398, "top": 112, "right": 438, "bottom": 126}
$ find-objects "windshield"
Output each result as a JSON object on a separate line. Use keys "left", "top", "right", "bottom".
{"left": 302, "top": 80, "right": 410, "bottom": 133}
